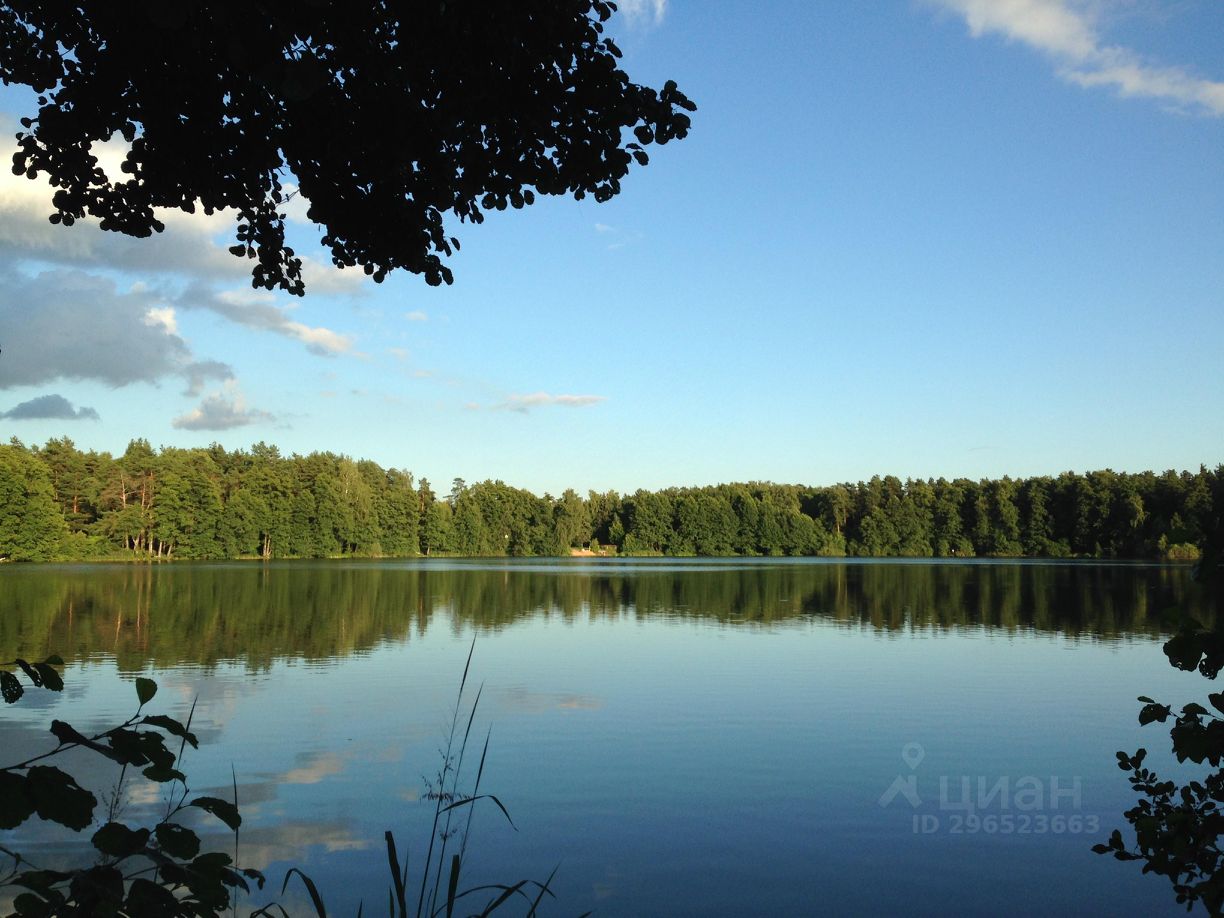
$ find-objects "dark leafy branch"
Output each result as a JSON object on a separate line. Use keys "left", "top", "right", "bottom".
{"left": 2, "top": 647, "right": 579, "bottom": 917}
{"left": 0, "top": 0, "right": 695, "bottom": 294}
{"left": 1097, "top": 527, "right": 1224, "bottom": 914}
{"left": 1, "top": 660, "right": 266, "bottom": 917}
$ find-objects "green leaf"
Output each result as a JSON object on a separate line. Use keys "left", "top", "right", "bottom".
{"left": 1, "top": 669, "right": 24, "bottom": 703}
{"left": 106, "top": 728, "right": 151, "bottom": 766}
{"left": 1139, "top": 703, "right": 1171, "bottom": 726}
{"left": 50, "top": 719, "right": 89, "bottom": 746}
{"left": 125, "top": 878, "right": 180, "bottom": 914}
{"left": 32, "top": 663, "right": 62, "bottom": 692}
{"left": 12, "top": 892, "right": 52, "bottom": 918}
{"left": 14, "top": 659, "right": 41, "bottom": 687}
{"left": 188, "top": 796, "right": 241, "bottom": 830}
{"left": 25, "top": 765, "right": 97, "bottom": 831}
{"left": 0, "top": 771, "right": 35, "bottom": 829}
{"left": 50, "top": 720, "right": 123, "bottom": 762}
{"left": 135, "top": 677, "right": 157, "bottom": 706}
{"left": 92, "top": 822, "right": 151, "bottom": 858}
{"left": 191, "top": 851, "right": 233, "bottom": 873}
{"left": 142, "top": 764, "right": 186, "bottom": 784}
{"left": 142, "top": 714, "right": 199, "bottom": 748}
{"left": 68, "top": 866, "right": 123, "bottom": 911}
{"left": 1208, "top": 693, "right": 1224, "bottom": 714}
{"left": 1183, "top": 702, "right": 1210, "bottom": 717}
{"left": 155, "top": 822, "right": 201, "bottom": 860}
{"left": 10, "top": 869, "right": 71, "bottom": 895}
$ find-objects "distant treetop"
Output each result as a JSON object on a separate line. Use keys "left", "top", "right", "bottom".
{"left": 1, "top": 1, "right": 695, "bottom": 293}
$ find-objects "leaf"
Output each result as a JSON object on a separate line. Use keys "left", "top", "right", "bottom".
{"left": 106, "top": 728, "right": 151, "bottom": 766}
{"left": 25, "top": 765, "right": 97, "bottom": 831}
{"left": 155, "top": 822, "right": 201, "bottom": 860}
{"left": 188, "top": 796, "right": 241, "bottom": 830}
{"left": 32, "top": 663, "right": 62, "bottom": 692}
{"left": 10, "top": 869, "right": 71, "bottom": 895}
{"left": 42, "top": 654, "right": 64, "bottom": 666}
{"left": 142, "top": 714, "right": 198, "bottom": 748}
{"left": 14, "top": 659, "right": 41, "bottom": 687}
{"left": 1, "top": 670, "right": 24, "bottom": 704}
{"left": 446, "top": 854, "right": 460, "bottom": 918}
{"left": 125, "top": 877, "right": 181, "bottom": 914}
{"left": 191, "top": 852, "right": 233, "bottom": 873}
{"left": 142, "top": 763, "right": 186, "bottom": 783}
{"left": 440, "top": 794, "right": 516, "bottom": 830}
{"left": 476, "top": 880, "right": 528, "bottom": 916}
{"left": 1139, "top": 703, "right": 1171, "bottom": 726}
{"left": 69, "top": 866, "right": 123, "bottom": 911}
{"left": 135, "top": 677, "right": 157, "bottom": 705}
{"left": 1208, "top": 693, "right": 1224, "bottom": 714}
{"left": 50, "top": 719, "right": 89, "bottom": 746}
{"left": 12, "top": 892, "right": 52, "bottom": 918}
{"left": 92, "top": 822, "right": 151, "bottom": 858}
{"left": 0, "top": 771, "right": 35, "bottom": 829}
{"left": 385, "top": 831, "right": 407, "bottom": 917}
{"left": 50, "top": 720, "right": 122, "bottom": 761}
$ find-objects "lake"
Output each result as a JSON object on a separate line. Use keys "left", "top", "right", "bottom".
{"left": 0, "top": 558, "right": 1216, "bottom": 916}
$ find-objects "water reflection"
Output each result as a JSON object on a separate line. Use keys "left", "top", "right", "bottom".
{"left": 0, "top": 559, "right": 1210, "bottom": 668}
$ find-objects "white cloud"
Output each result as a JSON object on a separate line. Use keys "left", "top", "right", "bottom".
{"left": 387, "top": 347, "right": 410, "bottom": 361}
{"left": 496, "top": 392, "right": 607, "bottom": 413}
{"left": 619, "top": 0, "right": 667, "bottom": 27}
{"left": 404, "top": 310, "right": 428, "bottom": 322}
{"left": 172, "top": 383, "right": 274, "bottom": 431}
{"left": 932, "top": 0, "right": 1224, "bottom": 115}
{"left": 0, "top": 121, "right": 364, "bottom": 419}
{"left": 185, "top": 286, "right": 355, "bottom": 356}
{"left": 279, "top": 184, "right": 315, "bottom": 225}
{"left": 594, "top": 223, "right": 616, "bottom": 234}
{"left": 144, "top": 306, "right": 178, "bottom": 335}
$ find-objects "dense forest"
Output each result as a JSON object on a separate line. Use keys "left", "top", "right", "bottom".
{"left": 0, "top": 438, "right": 1218, "bottom": 562}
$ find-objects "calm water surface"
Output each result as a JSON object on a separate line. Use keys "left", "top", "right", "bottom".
{"left": 0, "top": 558, "right": 1216, "bottom": 916}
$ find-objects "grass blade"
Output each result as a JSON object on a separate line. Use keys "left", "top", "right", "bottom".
{"left": 525, "top": 865, "right": 558, "bottom": 916}
{"left": 445, "top": 853, "right": 460, "bottom": 918}
{"left": 385, "top": 831, "right": 407, "bottom": 917}
{"left": 476, "top": 881, "right": 529, "bottom": 916}
{"left": 440, "top": 794, "right": 516, "bottom": 831}
{"left": 281, "top": 867, "right": 328, "bottom": 918}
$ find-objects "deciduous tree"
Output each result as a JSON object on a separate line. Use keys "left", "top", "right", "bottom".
{"left": 1, "top": 1, "right": 695, "bottom": 294}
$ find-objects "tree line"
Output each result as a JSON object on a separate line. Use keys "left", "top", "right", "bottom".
{"left": 0, "top": 437, "right": 1218, "bottom": 562}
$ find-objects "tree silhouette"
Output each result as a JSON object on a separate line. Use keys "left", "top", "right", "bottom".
{"left": 1, "top": 1, "right": 695, "bottom": 294}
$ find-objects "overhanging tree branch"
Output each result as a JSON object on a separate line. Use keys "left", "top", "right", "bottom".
{"left": 1, "top": 0, "right": 695, "bottom": 294}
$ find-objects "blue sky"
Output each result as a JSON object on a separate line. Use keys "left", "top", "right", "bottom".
{"left": 0, "top": 0, "right": 1221, "bottom": 495}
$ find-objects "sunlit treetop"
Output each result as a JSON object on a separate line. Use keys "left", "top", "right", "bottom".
{"left": 0, "top": 0, "right": 695, "bottom": 293}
